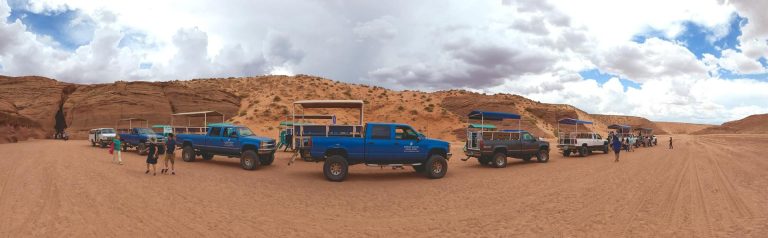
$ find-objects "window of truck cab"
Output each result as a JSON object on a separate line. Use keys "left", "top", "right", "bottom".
{"left": 135, "top": 128, "right": 154, "bottom": 134}
{"left": 370, "top": 125, "right": 391, "bottom": 139}
{"left": 223, "top": 127, "right": 237, "bottom": 137}
{"left": 522, "top": 133, "right": 534, "bottom": 141}
{"left": 238, "top": 127, "right": 254, "bottom": 137}
{"left": 395, "top": 126, "right": 419, "bottom": 140}
{"left": 101, "top": 129, "right": 115, "bottom": 134}
{"left": 209, "top": 127, "right": 222, "bottom": 137}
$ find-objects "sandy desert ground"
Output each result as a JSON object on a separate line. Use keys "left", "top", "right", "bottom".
{"left": 1, "top": 135, "right": 767, "bottom": 237}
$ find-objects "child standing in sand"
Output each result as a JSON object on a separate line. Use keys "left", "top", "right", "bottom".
{"left": 112, "top": 135, "right": 123, "bottom": 165}
{"left": 612, "top": 135, "right": 622, "bottom": 162}
{"left": 145, "top": 138, "right": 159, "bottom": 176}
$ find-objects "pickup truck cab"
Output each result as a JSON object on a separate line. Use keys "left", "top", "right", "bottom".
{"left": 89, "top": 128, "right": 116, "bottom": 148}
{"left": 176, "top": 124, "right": 277, "bottom": 170}
{"left": 558, "top": 132, "right": 608, "bottom": 157}
{"left": 307, "top": 123, "right": 451, "bottom": 182}
{"left": 119, "top": 128, "right": 165, "bottom": 155}
{"left": 464, "top": 129, "right": 550, "bottom": 168}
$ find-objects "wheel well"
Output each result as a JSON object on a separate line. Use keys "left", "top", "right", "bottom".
{"left": 540, "top": 145, "right": 549, "bottom": 151}
{"left": 183, "top": 141, "right": 193, "bottom": 148}
{"left": 325, "top": 148, "right": 348, "bottom": 158}
{"left": 242, "top": 144, "right": 257, "bottom": 153}
{"left": 581, "top": 143, "right": 588, "bottom": 147}
{"left": 493, "top": 147, "right": 507, "bottom": 155}
{"left": 429, "top": 148, "right": 447, "bottom": 158}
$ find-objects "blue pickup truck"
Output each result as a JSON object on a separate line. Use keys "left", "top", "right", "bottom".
{"left": 176, "top": 124, "right": 277, "bottom": 170}
{"left": 119, "top": 128, "right": 165, "bottom": 155}
{"left": 306, "top": 123, "right": 452, "bottom": 181}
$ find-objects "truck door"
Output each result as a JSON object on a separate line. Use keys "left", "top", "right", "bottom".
{"left": 394, "top": 125, "right": 425, "bottom": 163}
{"left": 521, "top": 133, "right": 539, "bottom": 153}
{"left": 365, "top": 125, "right": 394, "bottom": 163}
{"left": 221, "top": 127, "right": 241, "bottom": 155}
{"left": 206, "top": 127, "right": 224, "bottom": 152}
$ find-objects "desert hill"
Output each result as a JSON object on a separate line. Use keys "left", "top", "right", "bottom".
{"left": 655, "top": 122, "right": 713, "bottom": 135}
{"left": 0, "top": 74, "right": 701, "bottom": 143}
{"left": 693, "top": 114, "right": 768, "bottom": 135}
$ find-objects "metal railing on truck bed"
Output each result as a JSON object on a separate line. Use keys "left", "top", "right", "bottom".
{"left": 466, "top": 131, "right": 522, "bottom": 150}
{"left": 293, "top": 125, "right": 363, "bottom": 148}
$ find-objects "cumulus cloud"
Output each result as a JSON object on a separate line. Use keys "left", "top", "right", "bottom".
{"left": 0, "top": 0, "right": 767, "bottom": 123}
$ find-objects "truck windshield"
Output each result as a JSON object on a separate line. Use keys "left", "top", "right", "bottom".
{"left": 101, "top": 129, "right": 115, "bottom": 133}
{"left": 238, "top": 128, "right": 254, "bottom": 137}
{"left": 135, "top": 128, "right": 155, "bottom": 134}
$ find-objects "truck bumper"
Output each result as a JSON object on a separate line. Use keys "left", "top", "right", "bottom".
{"left": 464, "top": 149, "right": 482, "bottom": 158}
{"left": 258, "top": 148, "right": 276, "bottom": 155}
{"left": 557, "top": 145, "right": 571, "bottom": 151}
{"left": 446, "top": 152, "right": 452, "bottom": 159}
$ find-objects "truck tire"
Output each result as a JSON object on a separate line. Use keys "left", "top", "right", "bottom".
{"left": 492, "top": 152, "right": 507, "bottom": 168}
{"left": 91, "top": 140, "right": 96, "bottom": 147}
{"left": 522, "top": 156, "right": 532, "bottom": 162}
{"left": 182, "top": 145, "right": 196, "bottom": 162}
{"left": 579, "top": 146, "right": 587, "bottom": 157}
{"left": 240, "top": 150, "right": 260, "bottom": 170}
{"left": 425, "top": 154, "right": 448, "bottom": 179}
{"left": 478, "top": 156, "right": 491, "bottom": 166}
{"left": 137, "top": 143, "right": 147, "bottom": 155}
{"left": 259, "top": 153, "right": 275, "bottom": 166}
{"left": 536, "top": 149, "right": 549, "bottom": 163}
{"left": 202, "top": 153, "right": 214, "bottom": 160}
{"left": 323, "top": 155, "right": 348, "bottom": 182}
{"left": 603, "top": 145, "right": 609, "bottom": 154}
{"left": 100, "top": 141, "right": 107, "bottom": 148}
{"left": 563, "top": 150, "right": 570, "bottom": 157}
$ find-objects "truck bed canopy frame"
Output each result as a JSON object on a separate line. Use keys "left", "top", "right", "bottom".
{"left": 291, "top": 100, "right": 365, "bottom": 150}
{"left": 170, "top": 111, "right": 226, "bottom": 134}
{"left": 466, "top": 110, "right": 523, "bottom": 144}
{"left": 116, "top": 118, "right": 149, "bottom": 131}
{"left": 633, "top": 127, "right": 654, "bottom": 136}
{"left": 608, "top": 124, "right": 632, "bottom": 137}
{"left": 557, "top": 118, "right": 594, "bottom": 139}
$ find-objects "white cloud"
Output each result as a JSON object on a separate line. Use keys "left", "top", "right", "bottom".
{"left": 0, "top": 0, "right": 767, "bottom": 123}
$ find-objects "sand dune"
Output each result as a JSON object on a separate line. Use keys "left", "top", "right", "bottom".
{"left": 694, "top": 114, "right": 768, "bottom": 135}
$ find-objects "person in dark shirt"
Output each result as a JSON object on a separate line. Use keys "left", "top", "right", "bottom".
{"left": 669, "top": 137, "right": 673, "bottom": 149}
{"left": 612, "top": 135, "right": 622, "bottom": 162}
{"left": 145, "top": 138, "right": 159, "bottom": 176}
{"left": 162, "top": 133, "right": 177, "bottom": 175}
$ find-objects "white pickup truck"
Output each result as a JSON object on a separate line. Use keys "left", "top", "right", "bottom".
{"left": 558, "top": 132, "right": 608, "bottom": 157}
{"left": 89, "top": 128, "right": 116, "bottom": 148}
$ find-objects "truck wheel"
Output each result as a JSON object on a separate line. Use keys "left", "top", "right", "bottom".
{"left": 259, "top": 153, "right": 275, "bottom": 165}
{"left": 579, "top": 146, "right": 587, "bottom": 157}
{"left": 202, "top": 153, "right": 214, "bottom": 160}
{"left": 324, "top": 155, "right": 348, "bottom": 182}
{"left": 425, "top": 154, "right": 448, "bottom": 179}
{"left": 91, "top": 141, "right": 96, "bottom": 147}
{"left": 536, "top": 149, "right": 549, "bottom": 163}
{"left": 492, "top": 152, "right": 507, "bottom": 168}
{"left": 182, "top": 145, "right": 196, "bottom": 162}
{"left": 522, "top": 156, "right": 532, "bottom": 162}
{"left": 603, "top": 145, "right": 609, "bottom": 154}
{"left": 137, "top": 143, "right": 147, "bottom": 155}
{"left": 100, "top": 141, "right": 107, "bottom": 148}
{"left": 241, "top": 150, "right": 261, "bottom": 170}
{"left": 563, "top": 150, "right": 570, "bottom": 157}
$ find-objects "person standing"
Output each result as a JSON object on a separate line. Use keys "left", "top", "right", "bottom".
{"left": 112, "top": 135, "right": 123, "bottom": 165}
{"left": 162, "top": 133, "right": 177, "bottom": 175}
{"left": 145, "top": 138, "right": 159, "bottom": 176}
{"left": 612, "top": 135, "right": 622, "bottom": 162}
{"left": 669, "top": 137, "right": 673, "bottom": 149}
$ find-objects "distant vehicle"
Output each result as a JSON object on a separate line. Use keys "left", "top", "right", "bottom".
{"left": 305, "top": 122, "right": 451, "bottom": 181}
{"left": 119, "top": 127, "right": 165, "bottom": 155}
{"left": 176, "top": 124, "right": 277, "bottom": 170}
{"left": 462, "top": 111, "right": 550, "bottom": 168}
{"left": 558, "top": 132, "right": 608, "bottom": 157}
{"left": 88, "top": 128, "right": 116, "bottom": 148}
{"left": 116, "top": 118, "right": 164, "bottom": 155}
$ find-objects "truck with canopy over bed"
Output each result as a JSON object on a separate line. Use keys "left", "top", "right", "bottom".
{"left": 557, "top": 118, "right": 608, "bottom": 157}
{"left": 462, "top": 110, "right": 550, "bottom": 168}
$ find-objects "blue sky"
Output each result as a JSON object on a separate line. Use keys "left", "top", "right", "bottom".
{"left": 1, "top": 0, "right": 767, "bottom": 124}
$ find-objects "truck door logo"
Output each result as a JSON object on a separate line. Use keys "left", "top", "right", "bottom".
{"left": 224, "top": 140, "right": 234, "bottom": 147}
{"left": 404, "top": 142, "right": 419, "bottom": 153}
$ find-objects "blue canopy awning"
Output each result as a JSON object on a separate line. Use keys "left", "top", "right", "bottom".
{"left": 558, "top": 118, "right": 593, "bottom": 125}
{"left": 608, "top": 124, "right": 632, "bottom": 132}
{"left": 467, "top": 110, "right": 521, "bottom": 121}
